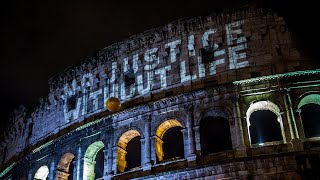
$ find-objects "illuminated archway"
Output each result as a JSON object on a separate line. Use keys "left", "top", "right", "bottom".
{"left": 246, "top": 101, "right": 285, "bottom": 146}
{"left": 298, "top": 94, "right": 320, "bottom": 109}
{"left": 34, "top": 165, "right": 49, "bottom": 180}
{"left": 298, "top": 94, "right": 320, "bottom": 138}
{"left": 155, "top": 119, "right": 184, "bottom": 162}
{"left": 83, "top": 141, "right": 104, "bottom": 180}
{"left": 56, "top": 153, "right": 75, "bottom": 180}
{"left": 117, "top": 130, "right": 141, "bottom": 173}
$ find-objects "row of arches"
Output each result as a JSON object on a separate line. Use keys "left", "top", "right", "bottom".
{"left": 32, "top": 94, "right": 320, "bottom": 180}
{"left": 33, "top": 117, "right": 233, "bottom": 180}
{"left": 246, "top": 94, "right": 320, "bottom": 145}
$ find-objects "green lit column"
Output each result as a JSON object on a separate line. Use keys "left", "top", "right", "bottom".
{"left": 282, "top": 88, "right": 303, "bottom": 151}
{"left": 283, "top": 88, "right": 299, "bottom": 139}
{"left": 233, "top": 94, "right": 248, "bottom": 157}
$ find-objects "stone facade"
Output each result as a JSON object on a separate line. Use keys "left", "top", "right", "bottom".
{"left": 1, "top": 6, "right": 320, "bottom": 180}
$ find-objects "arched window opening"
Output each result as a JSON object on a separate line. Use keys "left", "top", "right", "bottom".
{"left": 249, "top": 110, "right": 282, "bottom": 144}
{"left": 117, "top": 130, "right": 141, "bottom": 173}
{"left": 34, "top": 166, "right": 49, "bottom": 180}
{"left": 83, "top": 141, "right": 104, "bottom": 180}
{"left": 125, "top": 136, "right": 141, "bottom": 171}
{"left": 162, "top": 126, "right": 184, "bottom": 161}
{"left": 300, "top": 104, "right": 320, "bottom": 138}
{"left": 56, "top": 153, "right": 75, "bottom": 180}
{"left": 298, "top": 94, "right": 320, "bottom": 138}
{"left": 246, "top": 101, "right": 285, "bottom": 146}
{"left": 94, "top": 148, "right": 104, "bottom": 178}
{"left": 200, "top": 116, "right": 232, "bottom": 155}
{"left": 155, "top": 119, "right": 184, "bottom": 163}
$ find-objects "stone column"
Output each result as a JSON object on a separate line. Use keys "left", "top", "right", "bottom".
{"left": 282, "top": 88, "right": 298, "bottom": 140}
{"left": 76, "top": 142, "right": 84, "bottom": 180}
{"left": 283, "top": 88, "right": 304, "bottom": 151}
{"left": 141, "top": 115, "right": 151, "bottom": 170}
{"left": 233, "top": 95, "right": 248, "bottom": 157}
{"left": 234, "top": 94, "right": 251, "bottom": 148}
{"left": 150, "top": 135, "right": 158, "bottom": 164}
{"left": 48, "top": 158, "right": 55, "bottom": 180}
{"left": 105, "top": 142, "right": 113, "bottom": 176}
{"left": 193, "top": 126, "right": 201, "bottom": 155}
{"left": 72, "top": 161, "right": 77, "bottom": 180}
{"left": 111, "top": 146, "right": 118, "bottom": 175}
{"left": 27, "top": 170, "right": 33, "bottom": 180}
{"left": 184, "top": 105, "right": 196, "bottom": 161}
{"left": 101, "top": 141, "right": 113, "bottom": 180}
{"left": 181, "top": 128, "right": 189, "bottom": 159}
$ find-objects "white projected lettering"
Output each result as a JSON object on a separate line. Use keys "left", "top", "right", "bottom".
{"left": 62, "top": 20, "right": 249, "bottom": 121}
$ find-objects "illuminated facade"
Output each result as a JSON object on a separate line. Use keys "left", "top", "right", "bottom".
{"left": 1, "top": 6, "right": 320, "bottom": 180}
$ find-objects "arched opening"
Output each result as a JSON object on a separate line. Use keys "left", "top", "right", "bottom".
{"left": 56, "top": 153, "right": 75, "bottom": 180}
{"left": 34, "top": 166, "right": 49, "bottom": 180}
{"left": 155, "top": 119, "right": 184, "bottom": 162}
{"left": 298, "top": 94, "right": 320, "bottom": 138}
{"left": 246, "top": 101, "right": 285, "bottom": 146}
{"left": 117, "top": 130, "right": 141, "bottom": 173}
{"left": 249, "top": 110, "right": 282, "bottom": 144}
{"left": 200, "top": 115, "right": 232, "bottom": 155}
{"left": 83, "top": 141, "right": 104, "bottom": 180}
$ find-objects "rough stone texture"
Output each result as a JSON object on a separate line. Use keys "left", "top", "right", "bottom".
{"left": 1, "top": 6, "right": 320, "bottom": 180}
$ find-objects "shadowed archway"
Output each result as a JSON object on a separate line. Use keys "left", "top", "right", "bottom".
{"left": 200, "top": 113, "right": 232, "bottom": 155}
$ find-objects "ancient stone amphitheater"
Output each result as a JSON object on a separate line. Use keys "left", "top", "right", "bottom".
{"left": 1, "top": 6, "right": 320, "bottom": 180}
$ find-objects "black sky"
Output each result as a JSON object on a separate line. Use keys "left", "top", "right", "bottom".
{"left": 0, "top": 0, "right": 319, "bottom": 130}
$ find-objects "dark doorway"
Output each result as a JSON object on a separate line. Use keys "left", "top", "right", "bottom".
{"left": 162, "top": 126, "right": 184, "bottom": 161}
{"left": 200, "top": 116, "right": 232, "bottom": 155}
{"left": 249, "top": 110, "right": 282, "bottom": 144}
{"left": 300, "top": 103, "right": 320, "bottom": 138}
{"left": 94, "top": 148, "right": 105, "bottom": 178}
{"left": 125, "top": 136, "right": 141, "bottom": 171}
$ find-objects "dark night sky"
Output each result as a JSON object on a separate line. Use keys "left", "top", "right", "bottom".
{"left": 0, "top": 0, "right": 319, "bottom": 130}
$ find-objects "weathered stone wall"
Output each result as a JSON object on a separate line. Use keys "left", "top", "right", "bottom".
{"left": 1, "top": 6, "right": 319, "bottom": 180}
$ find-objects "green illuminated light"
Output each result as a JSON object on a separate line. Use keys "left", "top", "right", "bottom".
{"left": 233, "top": 69, "right": 320, "bottom": 85}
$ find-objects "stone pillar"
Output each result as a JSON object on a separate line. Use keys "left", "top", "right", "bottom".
{"left": 184, "top": 107, "right": 196, "bottom": 161}
{"left": 233, "top": 95, "right": 248, "bottom": 157}
{"left": 193, "top": 126, "right": 201, "bottom": 155}
{"left": 181, "top": 128, "right": 189, "bottom": 159}
{"left": 76, "top": 142, "right": 84, "bottom": 180}
{"left": 282, "top": 88, "right": 298, "bottom": 140}
{"left": 283, "top": 88, "right": 304, "bottom": 151}
{"left": 102, "top": 142, "right": 113, "bottom": 180}
{"left": 103, "top": 149, "right": 108, "bottom": 176}
{"left": 49, "top": 158, "right": 55, "bottom": 180}
{"left": 141, "top": 116, "right": 151, "bottom": 170}
{"left": 111, "top": 146, "right": 118, "bottom": 175}
{"left": 27, "top": 170, "right": 33, "bottom": 180}
{"left": 150, "top": 135, "right": 158, "bottom": 164}
{"left": 234, "top": 95, "right": 251, "bottom": 148}
{"left": 72, "top": 161, "right": 77, "bottom": 180}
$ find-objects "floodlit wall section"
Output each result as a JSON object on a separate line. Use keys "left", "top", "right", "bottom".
{"left": 1, "top": 7, "right": 301, "bottom": 166}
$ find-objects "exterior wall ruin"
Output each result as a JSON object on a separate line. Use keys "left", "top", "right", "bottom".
{"left": 1, "top": 6, "right": 320, "bottom": 180}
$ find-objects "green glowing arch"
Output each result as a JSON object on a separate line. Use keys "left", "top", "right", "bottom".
{"left": 83, "top": 141, "right": 104, "bottom": 180}
{"left": 298, "top": 94, "right": 320, "bottom": 109}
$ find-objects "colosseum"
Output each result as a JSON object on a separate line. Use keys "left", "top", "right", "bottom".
{"left": 1, "top": 5, "right": 320, "bottom": 180}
